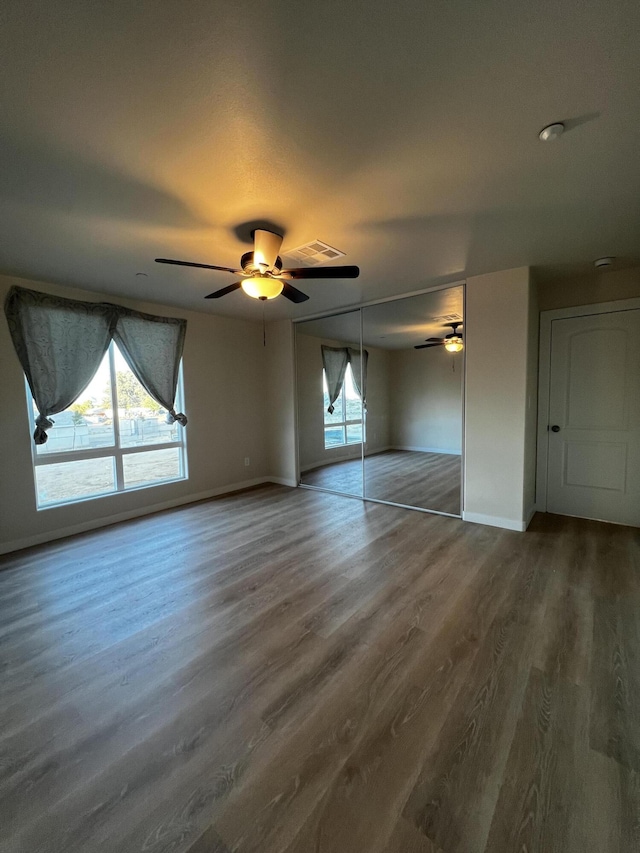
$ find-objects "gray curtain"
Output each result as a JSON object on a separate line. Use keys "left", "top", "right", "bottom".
{"left": 112, "top": 309, "right": 187, "bottom": 425}
{"left": 4, "top": 286, "right": 188, "bottom": 445}
{"left": 321, "top": 345, "right": 349, "bottom": 414}
{"left": 348, "top": 347, "right": 368, "bottom": 411}
{"left": 4, "top": 287, "right": 114, "bottom": 444}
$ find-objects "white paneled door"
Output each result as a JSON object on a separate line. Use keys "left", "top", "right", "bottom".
{"left": 546, "top": 308, "right": 640, "bottom": 526}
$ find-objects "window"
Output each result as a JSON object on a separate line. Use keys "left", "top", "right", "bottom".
{"left": 323, "top": 364, "right": 364, "bottom": 448}
{"left": 28, "top": 342, "right": 187, "bottom": 508}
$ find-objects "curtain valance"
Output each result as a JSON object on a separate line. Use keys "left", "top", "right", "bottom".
{"left": 4, "top": 286, "right": 187, "bottom": 445}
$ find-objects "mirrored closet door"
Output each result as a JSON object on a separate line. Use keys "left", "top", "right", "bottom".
{"left": 296, "top": 310, "right": 364, "bottom": 497}
{"left": 295, "top": 284, "right": 464, "bottom": 516}
{"left": 362, "top": 287, "right": 464, "bottom": 515}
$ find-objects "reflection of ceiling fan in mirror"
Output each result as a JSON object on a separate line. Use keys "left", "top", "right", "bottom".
{"left": 155, "top": 229, "right": 359, "bottom": 303}
{"left": 415, "top": 322, "right": 464, "bottom": 352}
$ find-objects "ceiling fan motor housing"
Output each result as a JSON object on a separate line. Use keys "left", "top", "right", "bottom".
{"left": 240, "top": 251, "right": 283, "bottom": 276}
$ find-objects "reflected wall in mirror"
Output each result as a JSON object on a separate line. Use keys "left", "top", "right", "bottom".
{"left": 296, "top": 311, "right": 364, "bottom": 497}
{"left": 362, "top": 286, "right": 464, "bottom": 514}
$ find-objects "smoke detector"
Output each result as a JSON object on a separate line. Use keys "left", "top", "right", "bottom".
{"left": 539, "top": 123, "right": 564, "bottom": 141}
{"left": 594, "top": 257, "right": 615, "bottom": 268}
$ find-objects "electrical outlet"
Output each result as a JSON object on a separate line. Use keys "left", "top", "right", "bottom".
{"left": 244, "top": 457, "right": 250, "bottom": 467}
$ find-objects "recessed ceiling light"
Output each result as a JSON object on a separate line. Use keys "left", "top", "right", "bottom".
{"left": 539, "top": 123, "right": 565, "bottom": 142}
{"left": 135, "top": 272, "right": 148, "bottom": 277}
{"left": 594, "top": 257, "right": 615, "bottom": 268}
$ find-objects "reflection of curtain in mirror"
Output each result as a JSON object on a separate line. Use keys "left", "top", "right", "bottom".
{"left": 321, "top": 346, "right": 349, "bottom": 414}
{"left": 348, "top": 347, "right": 368, "bottom": 411}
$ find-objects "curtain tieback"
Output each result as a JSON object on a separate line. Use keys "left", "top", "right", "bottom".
{"left": 327, "top": 404, "right": 335, "bottom": 414}
{"left": 166, "top": 409, "right": 188, "bottom": 426}
{"left": 34, "top": 414, "right": 54, "bottom": 445}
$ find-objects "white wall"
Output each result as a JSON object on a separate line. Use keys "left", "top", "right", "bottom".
{"left": 265, "top": 319, "right": 297, "bottom": 486}
{"left": 389, "top": 345, "right": 462, "bottom": 453}
{"left": 0, "top": 273, "right": 271, "bottom": 553}
{"left": 361, "top": 344, "right": 392, "bottom": 457}
{"left": 463, "top": 267, "right": 535, "bottom": 531}
{"left": 537, "top": 266, "right": 640, "bottom": 312}
{"left": 523, "top": 274, "right": 539, "bottom": 521}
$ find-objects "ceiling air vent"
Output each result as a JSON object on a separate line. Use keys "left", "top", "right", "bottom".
{"left": 283, "top": 240, "right": 346, "bottom": 266}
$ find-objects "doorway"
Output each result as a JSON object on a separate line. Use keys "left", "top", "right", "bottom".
{"left": 537, "top": 299, "right": 640, "bottom": 526}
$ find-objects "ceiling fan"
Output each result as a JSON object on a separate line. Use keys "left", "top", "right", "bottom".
{"left": 155, "top": 230, "right": 359, "bottom": 303}
{"left": 415, "top": 322, "right": 464, "bottom": 352}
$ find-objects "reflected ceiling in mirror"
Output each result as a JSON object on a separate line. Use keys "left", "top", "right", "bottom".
{"left": 361, "top": 286, "right": 463, "bottom": 349}
{"left": 295, "top": 311, "right": 360, "bottom": 344}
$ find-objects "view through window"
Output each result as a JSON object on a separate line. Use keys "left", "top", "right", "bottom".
{"left": 29, "top": 342, "right": 187, "bottom": 507}
{"left": 323, "top": 364, "right": 363, "bottom": 449}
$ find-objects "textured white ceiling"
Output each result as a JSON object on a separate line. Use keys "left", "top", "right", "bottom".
{"left": 1, "top": 0, "right": 639, "bottom": 320}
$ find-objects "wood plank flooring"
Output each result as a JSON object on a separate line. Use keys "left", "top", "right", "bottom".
{"left": 0, "top": 485, "right": 638, "bottom": 852}
{"left": 301, "top": 450, "right": 461, "bottom": 514}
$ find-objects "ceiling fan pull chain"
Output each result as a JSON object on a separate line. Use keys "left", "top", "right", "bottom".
{"left": 263, "top": 302, "right": 266, "bottom": 347}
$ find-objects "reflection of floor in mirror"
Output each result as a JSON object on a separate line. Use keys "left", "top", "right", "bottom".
{"left": 301, "top": 450, "right": 461, "bottom": 514}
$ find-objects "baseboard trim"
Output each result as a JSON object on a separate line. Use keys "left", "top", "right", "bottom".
{"left": 268, "top": 476, "right": 298, "bottom": 488}
{"left": 392, "top": 445, "right": 462, "bottom": 455}
{"left": 0, "top": 477, "right": 292, "bottom": 556}
{"left": 462, "top": 511, "right": 527, "bottom": 532}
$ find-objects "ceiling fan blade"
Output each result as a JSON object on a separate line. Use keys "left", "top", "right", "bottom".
{"left": 281, "top": 282, "right": 309, "bottom": 303}
{"left": 425, "top": 337, "right": 444, "bottom": 342}
{"left": 155, "top": 258, "right": 241, "bottom": 274}
{"left": 414, "top": 342, "right": 443, "bottom": 349}
{"left": 204, "top": 282, "right": 242, "bottom": 299}
{"left": 254, "top": 230, "right": 283, "bottom": 271}
{"left": 279, "top": 265, "right": 360, "bottom": 280}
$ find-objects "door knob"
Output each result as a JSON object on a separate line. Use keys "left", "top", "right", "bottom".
{"left": 551, "top": 424, "right": 561, "bottom": 432}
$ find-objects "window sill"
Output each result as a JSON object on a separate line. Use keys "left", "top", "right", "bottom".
{"left": 36, "top": 474, "right": 188, "bottom": 511}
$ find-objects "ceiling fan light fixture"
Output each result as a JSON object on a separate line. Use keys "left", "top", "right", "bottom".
{"left": 240, "top": 276, "right": 284, "bottom": 300}
{"left": 444, "top": 337, "right": 463, "bottom": 353}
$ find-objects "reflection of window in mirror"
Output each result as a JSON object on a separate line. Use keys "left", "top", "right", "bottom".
{"left": 323, "top": 364, "right": 364, "bottom": 449}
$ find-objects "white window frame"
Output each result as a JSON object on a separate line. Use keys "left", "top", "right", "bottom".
{"left": 27, "top": 342, "right": 188, "bottom": 509}
{"left": 323, "top": 364, "right": 364, "bottom": 449}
